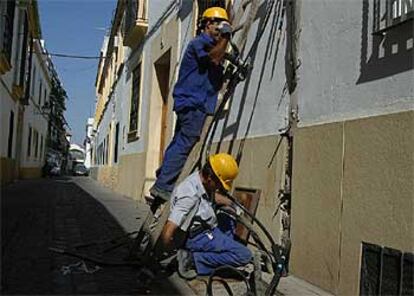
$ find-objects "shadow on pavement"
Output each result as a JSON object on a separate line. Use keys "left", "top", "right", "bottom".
{"left": 1, "top": 177, "right": 189, "bottom": 295}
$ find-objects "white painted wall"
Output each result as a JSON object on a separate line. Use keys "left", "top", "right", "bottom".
{"left": 297, "top": 0, "right": 414, "bottom": 127}
{"left": 0, "top": 4, "right": 27, "bottom": 160}
{"left": 20, "top": 42, "right": 50, "bottom": 169}
{"left": 95, "top": 0, "right": 413, "bottom": 165}
{"left": 0, "top": 86, "right": 18, "bottom": 158}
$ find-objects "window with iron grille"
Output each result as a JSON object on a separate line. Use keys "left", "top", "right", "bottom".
{"left": 38, "top": 81, "right": 42, "bottom": 106}
{"left": 7, "top": 111, "right": 14, "bottom": 158}
{"left": 128, "top": 63, "right": 141, "bottom": 140}
{"left": 34, "top": 130, "right": 39, "bottom": 158}
{"left": 360, "top": 242, "right": 413, "bottom": 295}
{"left": 40, "top": 134, "right": 43, "bottom": 161}
{"left": 373, "top": 0, "right": 413, "bottom": 34}
{"left": 2, "top": 0, "right": 16, "bottom": 64}
{"left": 31, "top": 67, "right": 36, "bottom": 96}
{"left": 105, "top": 134, "right": 109, "bottom": 165}
{"left": 27, "top": 126, "right": 32, "bottom": 157}
{"left": 19, "top": 12, "right": 28, "bottom": 87}
{"left": 114, "top": 122, "right": 119, "bottom": 163}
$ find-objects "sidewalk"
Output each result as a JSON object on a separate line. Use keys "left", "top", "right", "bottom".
{"left": 72, "top": 178, "right": 332, "bottom": 296}
{"left": 1, "top": 176, "right": 332, "bottom": 295}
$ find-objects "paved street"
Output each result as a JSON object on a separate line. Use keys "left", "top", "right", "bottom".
{"left": 1, "top": 177, "right": 193, "bottom": 295}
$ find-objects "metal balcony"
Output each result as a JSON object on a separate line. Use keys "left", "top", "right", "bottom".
{"left": 123, "top": 0, "right": 148, "bottom": 47}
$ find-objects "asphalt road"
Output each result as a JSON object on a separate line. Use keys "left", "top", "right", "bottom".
{"left": 1, "top": 177, "right": 192, "bottom": 295}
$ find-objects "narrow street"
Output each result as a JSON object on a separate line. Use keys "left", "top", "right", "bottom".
{"left": 1, "top": 177, "right": 192, "bottom": 295}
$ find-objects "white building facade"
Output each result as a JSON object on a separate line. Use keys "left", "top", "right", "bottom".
{"left": 91, "top": 1, "right": 413, "bottom": 294}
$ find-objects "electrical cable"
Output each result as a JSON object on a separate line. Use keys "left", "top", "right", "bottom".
{"left": 46, "top": 53, "right": 103, "bottom": 59}
{"left": 192, "top": 0, "right": 279, "bottom": 170}
{"left": 206, "top": 265, "right": 253, "bottom": 296}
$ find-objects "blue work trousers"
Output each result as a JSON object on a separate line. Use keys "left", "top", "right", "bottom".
{"left": 185, "top": 214, "right": 252, "bottom": 275}
{"left": 154, "top": 108, "right": 207, "bottom": 193}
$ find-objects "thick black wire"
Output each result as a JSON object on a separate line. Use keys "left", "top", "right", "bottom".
{"left": 200, "top": 0, "right": 278, "bottom": 164}
{"left": 206, "top": 266, "right": 253, "bottom": 296}
{"left": 218, "top": 210, "right": 275, "bottom": 265}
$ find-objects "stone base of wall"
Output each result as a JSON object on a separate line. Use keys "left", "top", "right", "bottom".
{"left": 0, "top": 157, "right": 16, "bottom": 185}
{"left": 290, "top": 110, "right": 414, "bottom": 295}
{"left": 19, "top": 167, "right": 42, "bottom": 179}
{"left": 19, "top": 168, "right": 42, "bottom": 179}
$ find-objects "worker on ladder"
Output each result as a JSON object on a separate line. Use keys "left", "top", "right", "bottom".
{"left": 160, "top": 153, "right": 252, "bottom": 279}
{"left": 148, "top": 7, "right": 233, "bottom": 211}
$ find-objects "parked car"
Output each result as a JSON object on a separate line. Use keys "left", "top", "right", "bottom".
{"left": 72, "top": 163, "right": 89, "bottom": 176}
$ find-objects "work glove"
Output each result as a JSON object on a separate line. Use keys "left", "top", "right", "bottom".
{"left": 218, "top": 21, "right": 232, "bottom": 38}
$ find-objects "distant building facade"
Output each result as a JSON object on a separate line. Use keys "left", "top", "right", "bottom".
{"left": 0, "top": 0, "right": 68, "bottom": 184}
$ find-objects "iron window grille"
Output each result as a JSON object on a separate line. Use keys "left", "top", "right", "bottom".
{"left": 7, "top": 111, "right": 14, "bottom": 158}
{"left": 128, "top": 63, "right": 142, "bottom": 141}
{"left": 2, "top": 0, "right": 15, "bottom": 64}
{"left": 27, "top": 126, "right": 32, "bottom": 157}
{"left": 373, "top": 0, "right": 413, "bottom": 35}
{"left": 19, "top": 12, "right": 29, "bottom": 87}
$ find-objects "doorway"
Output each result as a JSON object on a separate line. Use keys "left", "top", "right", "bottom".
{"left": 154, "top": 50, "right": 171, "bottom": 164}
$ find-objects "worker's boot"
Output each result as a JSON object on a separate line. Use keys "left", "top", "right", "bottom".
{"left": 149, "top": 185, "right": 171, "bottom": 203}
{"left": 177, "top": 249, "right": 197, "bottom": 280}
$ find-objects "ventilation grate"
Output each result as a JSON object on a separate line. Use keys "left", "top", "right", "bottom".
{"left": 360, "top": 242, "right": 413, "bottom": 296}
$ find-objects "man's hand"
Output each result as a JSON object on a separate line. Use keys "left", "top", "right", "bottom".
{"left": 160, "top": 220, "right": 179, "bottom": 249}
{"left": 218, "top": 21, "right": 232, "bottom": 38}
{"left": 214, "top": 191, "right": 232, "bottom": 206}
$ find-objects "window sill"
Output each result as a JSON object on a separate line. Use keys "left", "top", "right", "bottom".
{"left": 0, "top": 53, "right": 12, "bottom": 75}
{"left": 127, "top": 130, "right": 140, "bottom": 143}
{"left": 12, "top": 84, "right": 24, "bottom": 101}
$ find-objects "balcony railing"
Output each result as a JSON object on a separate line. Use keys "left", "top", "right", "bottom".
{"left": 123, "top": 0, "right": 148, "bottom": 47}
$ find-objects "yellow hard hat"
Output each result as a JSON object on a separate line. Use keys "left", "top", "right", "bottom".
{"left": 209, "top": 153, "right": 239, "bottom": 191}
{"left": 202, "top": 7, "right": 229, "bottom": 22}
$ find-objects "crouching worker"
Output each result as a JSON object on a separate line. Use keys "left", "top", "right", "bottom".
{"left": 160, "top": 153, "right": 252, "bottom": 279}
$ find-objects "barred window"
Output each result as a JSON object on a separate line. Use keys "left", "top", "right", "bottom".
{"left": 19, "top": 12, "right": 29, "bottom": 86}
{"left": 128, "top": 63, "right": 141, "bottom": 141}
{"left": 38, "top": 81, "right": 42, "bottom": 106}
{"left": 27, "top": 126, "right": 32, "bottom": 157}
{"left": 373, "top": 0, "right": 413, "bottom": 34}
{"left": 2, "top": 0, "right": 16, "bottom": 64}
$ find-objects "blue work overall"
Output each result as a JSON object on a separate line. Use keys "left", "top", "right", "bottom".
{"left": 153, "top": 33, "right": 223, "bottom": 194}
{"left": 154, "top": 108, "right": 206, "bottom": 193}
{"left": 184, "top": 213, "right": 252, "bottom": 275}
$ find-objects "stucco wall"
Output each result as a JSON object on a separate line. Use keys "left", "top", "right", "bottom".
{"left": 115, "top": 152, "right": 147, "bottom": 200}
{"left": 211, "top": 135, "right": 288, "bottom": 245}
{"left": 213, "top": 1, "right": 289, "bottom": 143}
{"left": 0, "top": 85, "right": 18, "bottom": 159}
{"left": 290, "top": 110, "right": 414, "bottom": 295}
{"left": 297, "top": 0, "right": 413, "bottom": 127}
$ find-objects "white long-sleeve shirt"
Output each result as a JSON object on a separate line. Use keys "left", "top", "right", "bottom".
{"left": 168, "top": 172, "right": 218, "bottom": 232}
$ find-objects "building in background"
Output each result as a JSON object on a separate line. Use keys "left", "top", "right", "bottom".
{"left": 90, "top": 0, "right": 413, "bottom": 294}
{"left": 0, "top": 0, "right": 68, "bottom": 184}
{"left": 84, "top": 117, "right": 94, "bottom": 169}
